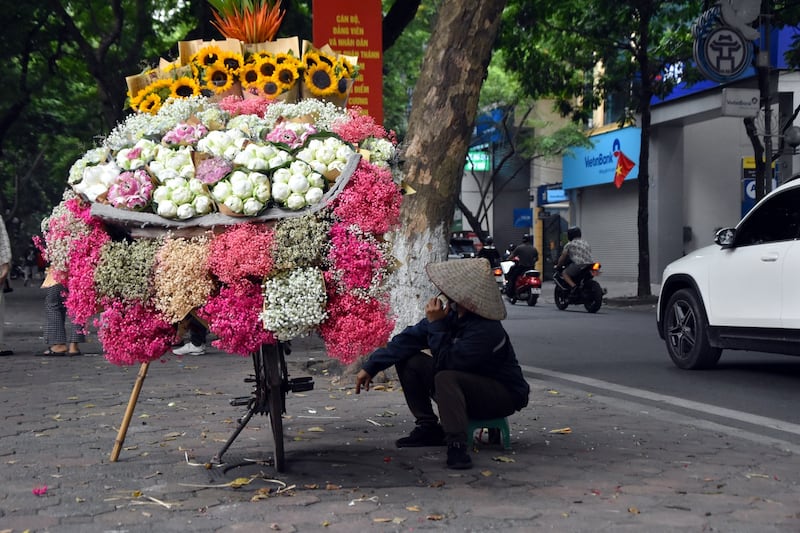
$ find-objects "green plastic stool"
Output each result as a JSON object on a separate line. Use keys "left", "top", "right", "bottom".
{"left": 467, "top": 417, "right": 512, "bottom": 450}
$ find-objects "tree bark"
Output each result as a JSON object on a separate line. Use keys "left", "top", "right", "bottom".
{"left": 390, "top": 0, "right": 507, "bottom": 329}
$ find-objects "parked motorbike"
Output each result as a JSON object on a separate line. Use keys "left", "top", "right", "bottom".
{"left": 500, "top": 260, "right": 542, "bottom": 306}
{"left": 553, "top": 262, "right": 604, "bottom": 313}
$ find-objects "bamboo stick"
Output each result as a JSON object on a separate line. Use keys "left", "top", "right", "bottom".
{"left": 110, "top": 362, "right": 150, "bottom": 462}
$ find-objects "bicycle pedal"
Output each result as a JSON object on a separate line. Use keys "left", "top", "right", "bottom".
{"left": 230, "top": 396, "right": 251, "bottom": 406}
{"left": 289, "top": 376, "right": 314, "bottom": 392}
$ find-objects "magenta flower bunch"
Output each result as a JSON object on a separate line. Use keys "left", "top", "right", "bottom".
{"left": 208, "top": 223, "right": 276, "bottom": 286}
{"left": 319, "top": 291, "right": 394, "bottom": 364}
{"left": 327, "top": 222, "right": 387, "bottom": 293}
{"left": 197, "top": 282, "right": 275, "bottom": 355}
{"left": 332, "top": 107, "right": 389, "bottom": 144}
{"left": 331, "top": 160, "right": 402, "bottom": 234}
{"left": 64, "top": 222, "right": 110, "bottom": 328}
{"left": 96, "top": 298, "right": 175, "bottom": 365}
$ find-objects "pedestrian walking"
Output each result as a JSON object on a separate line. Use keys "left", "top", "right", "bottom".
{"left": 0, "top": 217, "right": 13, "bottom": 355}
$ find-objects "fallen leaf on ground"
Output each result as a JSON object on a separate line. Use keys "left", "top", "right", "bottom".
{"left": 547, "top": 389, "right": 559, "bottom": 395}
{"left": 628, "top": 507, "right": 640, "bottom": 514}
{"left": 325, "top": 483, "right": 342, "bottom": 490}
{"left": 492, "top": 456, "right": 515, "bottom": 463}
{"left": 427, "top": 514, "right": 444, "bottom": 521}
{"left": 406, "top": 505, "right": 421, "bottom": 512}
{"left": 549, "top": 427, "right": 572, "bottom": 434}
{"left": 430, "top": 480, "right": 445, "bottom": 488}
{"left": 372, "top": 385, "right": 386, "bottom": 391}
{"left": 745, "top": 473, "right": 770, "bottom": 479}
{"left": 307, "top": 427, "right": 325, "bottom": 432}
{"left": 480, "top": 470, "right": 492, "bottom": 477}
{"left": 324, "top": 406, "right": 336, "bottom": 411}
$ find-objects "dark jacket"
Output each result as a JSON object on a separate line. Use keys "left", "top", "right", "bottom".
{"left": 512, "top": 243, "right": 538, "bottom": 267}
{"left": 362, "top": 311, "right": 530, "bottom": 411}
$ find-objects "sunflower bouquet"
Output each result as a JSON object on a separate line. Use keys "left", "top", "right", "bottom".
{"left": 127, "top": 63, "right": 200, "bottom": 115}
{"left": 240, "top": 51, "right": 302, "bottom": 102}
{"left": 185, "top": 43, "right": 244, "bottom": 99}
{"left": 300, "top": 43, "right": 358, "bottom": 107}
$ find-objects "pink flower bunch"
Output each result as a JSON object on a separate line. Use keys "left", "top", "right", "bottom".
{"left": 332, "top": 107, "right": 388, "bottom": 144}
{"left": 218, "top": 95, "right": 272, "bottom": 117}
{"left": 319, "top": 292, "right": 394, "bottom": 364}
{"left": 327, "top": 223, "right": 386, "bottom": 291}
{"left": 197, "top": 282, "right": 275, "bottom": 355}
{"left": 107, "top": 169, "right": 153, "bottom": 210}
{"left": 266, "top": 121, "right": 317, "bottom": 148}
{"left": 331, "top": 160, "right": 402, "bottom": 234}
{"left": 64, "top": 224, "right": 109, "bottom": 327}
{"left": 195, "top": 156, "right": 232, "bottom": 185}
{"left": 162, "top": 122, "right": 208, "bottom": 146}
{"left": 96, "top": 298, "right": 175, "bottom": 365}
{"left": 208, "top": 223, "right": 275, "bottom": 286}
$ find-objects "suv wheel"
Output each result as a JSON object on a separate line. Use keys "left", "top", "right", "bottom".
{"left": 663, "top": 288, "right": 722, "bottom": 369}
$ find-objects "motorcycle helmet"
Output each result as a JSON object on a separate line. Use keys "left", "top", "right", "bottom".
{"left": 521, "top": 234, "right": 532, "bottom": 244}
{"left": 485, "top": 236, "right": 494, "bottom": 245}
{"left": 567, "top": 226, "right": 582, "bottom": 240}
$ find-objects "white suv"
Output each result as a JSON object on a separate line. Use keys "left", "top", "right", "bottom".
{"left": 657, "top": 176, "right": 800, "bottom": 369}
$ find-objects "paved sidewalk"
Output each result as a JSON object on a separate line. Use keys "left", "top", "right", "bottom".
{"left": 1, "top": 285, "right": 799, "bottom": 532}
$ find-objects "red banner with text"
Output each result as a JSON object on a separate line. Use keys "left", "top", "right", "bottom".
{"left": 312, "top": 0, "right": 383, "bottom": 124}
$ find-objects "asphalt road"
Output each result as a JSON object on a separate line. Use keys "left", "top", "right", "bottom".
{"left": 503, "top": 293, "right": 800, "bottom": 445}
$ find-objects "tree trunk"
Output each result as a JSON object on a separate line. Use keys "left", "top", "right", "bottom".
{"left": 390, "top": 0, "right": 506, "bottom": 329}
{"left": 636, "top": 11, "right": 653, "bottom": 298}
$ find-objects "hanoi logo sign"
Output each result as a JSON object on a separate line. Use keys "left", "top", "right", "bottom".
{"left": 692, "top": 5, "right": 754, "bottom": 83}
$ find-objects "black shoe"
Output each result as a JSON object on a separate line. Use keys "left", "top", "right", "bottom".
{"left": 395, "top": 425, "right": 446, "bottom": 448}
{"left": 446, "top": 442, "right": 473, "bottom": 470}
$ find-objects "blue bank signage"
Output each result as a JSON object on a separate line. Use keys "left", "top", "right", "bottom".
{"left": 562, "top": 127, "right": 641, "bottom": 190}
{"left": 513, "top": 208, "right": 533, "bottom": 228}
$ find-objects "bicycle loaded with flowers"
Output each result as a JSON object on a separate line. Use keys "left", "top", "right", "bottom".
{"left": 39, "top": 33, "right": 402, "bottom": 368}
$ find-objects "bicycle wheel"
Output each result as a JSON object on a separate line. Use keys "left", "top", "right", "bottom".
{"left": 264, "top": 343, "right": 286, "bottom": 472}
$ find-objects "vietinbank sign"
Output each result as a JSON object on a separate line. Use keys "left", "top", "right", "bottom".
{"left": 562, "top": 127, "right": 641, "bottom": 190}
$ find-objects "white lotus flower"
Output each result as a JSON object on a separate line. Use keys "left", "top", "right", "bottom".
{"left": 176, "top": 203, "right": 196, "bottom": 220}
{"left": 288, "top": 174, "right": 310, "bottom": 194}
{"left": 224, "top": 195, "right": 244, "bottom": 213}
{"left": 272, "top": 182, "right": 290, "bottom": 202}
{"left": 152, "top": 186, "right": 171, "bottom": 203}
{"left": 243, "top": 198, "right": 264, "bottom": 216}
{"left": 273, "top": 168, "right": 292, "bottom": 184}
{"left": 212, "top": 181, "right": 232, "bottom": 201}
{"left": 73, "top": 162, "right": 120, "bottom": 201}
{"left": 305, "top": 187, "right": 324, "bottom": 205}
{"left": 156, "top": 200, "right": 178, "bottom": 218}
{"left": 193, "top": 195, "right": 213, "bottom": 215}
{"left": 285, "top": 193, "right": 306, "bottom": 210}
{"left": 254, "top": 183, "right": 271, "bottom": 203}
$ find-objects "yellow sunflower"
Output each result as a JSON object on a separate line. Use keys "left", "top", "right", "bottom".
{"left": 191, "top": 45, "right": 224, "bottom": 68}
{"left": 304, "top": 61, "right": 337, "bottom": 97}
{"left": 205, "top": 65, "right": 235, "bottom": 93}
{"left": 239, "top": 63, "right": 261, "bottom": 89}
{"left": 139, "top": 93, "right": 162, "bottom": 114}
{"left": 170, "top": 77, "right": 201, "bottom": 99}
{"left": 260, "top": 75, "right": 282, "bottom": 98}
{"left": 275, "top": 63, "right": 299, "bottom": 91}
{"left": 258, "top": 57, "right": 277, "bottom": 79}
{"left": 218, "top": 50, "right": 243, "bottom": 74}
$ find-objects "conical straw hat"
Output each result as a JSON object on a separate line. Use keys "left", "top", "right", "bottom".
{"left": 425, "top": 258, "right": 506, "bottom": 320}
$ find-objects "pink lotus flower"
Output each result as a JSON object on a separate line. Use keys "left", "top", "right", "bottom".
{"left": 107, "top": 169, "right": 153, "bottom": 210}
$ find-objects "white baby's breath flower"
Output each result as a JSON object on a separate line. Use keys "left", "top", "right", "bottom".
{"left": 260, "top": 267, "right": 327, "bottom": 340}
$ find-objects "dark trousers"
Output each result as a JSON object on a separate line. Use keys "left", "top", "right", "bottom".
{"left": 44, "top": 284, "right": 85, "bottom": 345}
{"left": 396, "top": 352, "right": 516, "bottom": 443}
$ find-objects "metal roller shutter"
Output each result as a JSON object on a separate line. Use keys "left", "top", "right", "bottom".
{"left": 578, "top": 185, "right": 638, "bottom": 281}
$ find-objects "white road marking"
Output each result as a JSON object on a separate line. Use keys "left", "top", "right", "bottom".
{"left": 522, "top": 365, "right": 800, "bottom": 447}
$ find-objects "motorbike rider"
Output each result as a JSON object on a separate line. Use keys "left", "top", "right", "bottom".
{"left": 506, "top": 234, "right": 538, "bottom": 295}
{"left": 477, "top": 235, "right": 501, "bottom": 268}
{"left": 556, "top": 226, "right": 593, "bottom": 293}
